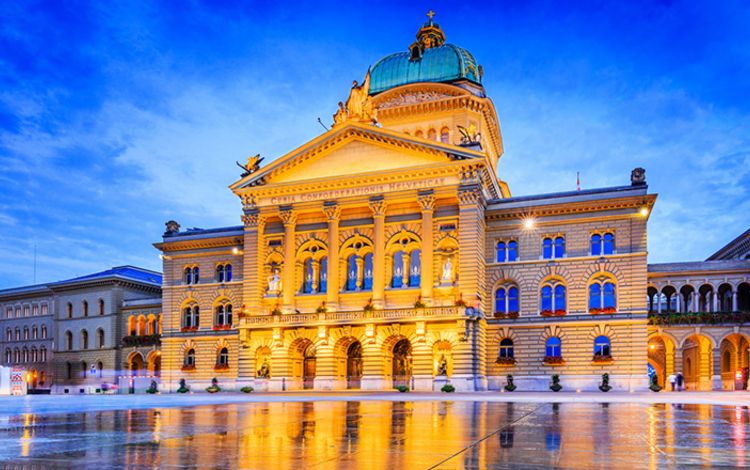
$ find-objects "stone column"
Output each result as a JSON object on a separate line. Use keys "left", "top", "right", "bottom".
{"left": 361, "top": 336, "right": 387, "bottom": 390}
{"left": 418, "top": 191, "right": 435, "bottom": 304}
{"left": 732, "top": 291, "right": 738, "bottom": 312}
{"left": 657, "top": 291, "right": 662, "bottom": 314}
{"left": 314, "top": 338, "right": 336, "bottom": 390}
{"left": 369, "top": 196, "right": 387, "bottom": 309}
{"left": 692, "top": 292, "right": 699, "bottom": 313}
{"left": 676, "top": 293, "right": 682, "bottom": 313}
{"left": 280, "top": 206, "right": 297, "bottom": 313}
{"left": 713, "top": 291, "right": 719, "bottom": 313}
{"left": 457, "top": 185, "right": 485, "bottom": 311}
{"left": 712, "top": 346, "right": 723, "bottom": 390}
{"left": 242, "top": 207, "right": 265, "bottom": 313}
{"left": 323, "top": 202, "right": 341, "bottom": 311}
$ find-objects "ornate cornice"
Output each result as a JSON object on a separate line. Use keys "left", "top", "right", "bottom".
{"left": 368, "top": 196, "right": 387, "bottom": 217}
{"left": 457, "top": 184, "right": 484, "bottom": 208}
{"left": 241, "top": 209, "right": 265, "bottom": 230}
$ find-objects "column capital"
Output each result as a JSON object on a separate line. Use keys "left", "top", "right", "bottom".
{"left": 241, "top": 193, "right": 257, "bottom": 212}
{"left": 322, "top": 201, "right": 341, "bottom": 221}
{"left": 368, "top": 196, "right": 387, "bottom": 217}
{"left": 417, "top": 190, "right": 436, "bottom": 212}
{"left": 242, "top": 208, "right": 265, "bottom": 229}
{"left": 457, "top": 185, "right": 484, "bottom": 208}
{"left": 279, "top": 206, "right": 297, "bottom": 226}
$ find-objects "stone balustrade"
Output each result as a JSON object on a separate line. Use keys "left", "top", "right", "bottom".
{"left": 241, "top": 306, "right": 469, "bottom": 328}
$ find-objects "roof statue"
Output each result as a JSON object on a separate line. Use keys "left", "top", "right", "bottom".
{"left": 332, "top": 70, "right": 377, "bottom": 126}
{"left": 237, "top": 153, "right": 264, "bottom": 177}
{"left": 457, "top": 123, "right": 481, "bottom": 147}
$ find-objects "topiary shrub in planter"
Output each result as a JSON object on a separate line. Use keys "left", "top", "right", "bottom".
{"left": 145, "top": 380, "right": 158, "bottom": 394}
{"left": 549, "top": 374, "right": 562, "bottom": 392}
{"left": 649, "top": 374, "right": 662, "bottom": 392}
{"left": 206, "top": 377, "right": 221, "bottom": 393}
{"left": 504, "top": 374, "right": 517, "bottom": 392}
{"left": 599, "top": 373, "right": 612, "bottom": 392}
{"left": 441, "top": 384, "right": 455, "bottom": 393}
{"left": 395, "top": 385, "right": 409, "bottom": 393}
{"left": 177, "top": 378, "right": 190, "bottom": 393}
{"left": 240, "top": 386, "right": 254, "bottom": 393}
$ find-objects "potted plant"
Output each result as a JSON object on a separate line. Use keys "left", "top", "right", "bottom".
{"left": 395, "top": 385, "right": 409, "bottom": 393}
{"left": 507, "top": 311, "right": 520, "bottom": 319}
{"left": 454, "top": 294, "right": 467, "bottom": 307}
{"left": 145, "top": 380, "right": 159, "bottom": 394}
{"left": 240, "top": 386, "right": 254, "bottom": 393}
{"left": 496, "top": 356, "right": 516, "bottom": 366}
{"left": 494, "top": 312, "right": 507, "bottom": 319}
{"left": 549, "top": 374, "right": 562, "bottom": 392}
{"left": 592, "top": 354, "right": 613, "bottom": 364}
{"left": 599, "top": 373, "right": 612, "bottom": 392}
{"left": 504, "top": 375, "right": 517, "bottom": 392}
{"left": 271, "top": 304, "right": 282, "bottom": 315}
{"left": 540, "top": 309, "right": 554, "bottom": 317}
{"left": 214, "top": 363, "right": 230, "bottom": 371}
{"left": 414, "top": 295, "right": 426, "bottom": 309}
{"left": 206, "top": 377, "right": 221, "bottom": 393}
{"left": 441, "top": 384, "right": 455, "bottom": 393}
{"left": 181, "top": 363, "right": 195, "bottom": 371}
{"left": 176, "top": 378, "right": 190, "bottom": 393}
{"left": 543, "top": 355, "right": 565, "bottom": 365}
{"left": 315, "top": 301, "right": 327, "bottom": 314}
{"left": 554, "top": 309, "right": 567, "bottom": 316}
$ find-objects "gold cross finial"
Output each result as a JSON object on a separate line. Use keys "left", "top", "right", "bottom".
{"left": 427, "top": 9, "right": 435, "bottom": 22}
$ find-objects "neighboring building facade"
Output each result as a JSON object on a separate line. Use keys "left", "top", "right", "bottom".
{"left": 121, "top": 297, "right": 163, "bottom": 380}
{"left": 0, "top": 266, "right": 162, "bottom": 393}
{"left": 155, "top": 17, "right": 663, "bottom": 392}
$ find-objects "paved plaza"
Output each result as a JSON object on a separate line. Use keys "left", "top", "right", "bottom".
{"left": 0, "top": 394, "right": 748, "bottom": 468}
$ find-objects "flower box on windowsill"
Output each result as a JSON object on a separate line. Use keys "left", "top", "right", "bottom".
{"left": 554, "top": 309, "right": 567, "bottom": 316}
{"left": 180, "top": 327, "right": 199, "bottom": 333}
{"left": 543, "top": 356, "right": 565, "bottom": 366}
{"left": 213, "top": 364, "right": 230, "bottom": 371}
{"left": 212, "top": 325, "right": 232, "bottom": 331}
{"left": 540, "top": 309, "right": 554, "bottom": 317}
{"left": 494, "top": 311, "right": 520, "bottom": 320}
{"left": 496, "top": 357, "right": 516, "bottom": 366}
{"left": 589, "top": 307, "right": 617, "bottom": 315}
{"left": 592, "top": 355, "right": 613, "bottom": 364}
{"left": 181, "top": 364, "right": 195, "bottom": 371}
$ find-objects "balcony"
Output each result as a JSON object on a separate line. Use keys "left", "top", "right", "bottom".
{"left": 122, "top": 334, "right": 161, "bottom": 347}
{"left": 648, "top": 311, "right": 750, "bottom": 326}
{"left": 241, "top": 306, "right": 473, "bottom": 328}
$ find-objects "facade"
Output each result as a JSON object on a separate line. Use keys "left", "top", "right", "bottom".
{"left": 0, "top": 266, "right": 162, "bottom": 393}
{"left": 155, "top": 17, "right": 662, "bottom": 392}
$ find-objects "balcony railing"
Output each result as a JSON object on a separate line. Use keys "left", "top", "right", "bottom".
{"left": 122, "top": 334, "right": 161, "bottom": 347}
{"left": 648, "top": 311, "right": 750, "bottom": 326}
{"left": 242, "top": 306, "right": 470, "bottom": 327}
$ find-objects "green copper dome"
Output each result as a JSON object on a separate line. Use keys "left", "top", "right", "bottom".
{"left": 368, "top": 14, "right": 482, "bottom": 95}
{"left": 369, "top": 44, "right": 482, "bottom": 95}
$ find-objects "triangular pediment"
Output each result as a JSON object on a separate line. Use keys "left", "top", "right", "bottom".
{"left": 231, "top": 122, "right": 485, "bottom": 190}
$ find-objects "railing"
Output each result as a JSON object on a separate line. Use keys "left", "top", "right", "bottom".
{"left": 122, "top": 334, "right": 161, "bottom": 347}
{"left": 648, "top": 311, "right": 750, "bottom": 326}
{"left": 242, "top": 306, "right": 468, "bottom": 327}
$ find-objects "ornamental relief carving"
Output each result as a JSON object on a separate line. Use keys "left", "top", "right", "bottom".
{"left": 377, "top": 91, "right": 457, "bottom": 109}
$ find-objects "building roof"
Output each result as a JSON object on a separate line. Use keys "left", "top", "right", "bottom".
{"left": 487, "top": 184, "right": 649, "bottom": 210}
{"left": 163, "top": 225, "right": 244, "bottom": 241}
{"left": 51, "top": 266, "right": 162, "bottom": 288}
{"left": 707, "top": 228, "right": 750, "bottom": 260}
{"left": 648, "top": 259, "right": 750, "bottom": 274}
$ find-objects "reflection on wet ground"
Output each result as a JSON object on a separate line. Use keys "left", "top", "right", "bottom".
{"left": 0, "top": 401, "right": 748, "bottom": 469}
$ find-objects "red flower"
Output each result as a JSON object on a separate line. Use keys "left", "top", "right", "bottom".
{"left": 543, "top": 356, "right": 565, "bottom": 365}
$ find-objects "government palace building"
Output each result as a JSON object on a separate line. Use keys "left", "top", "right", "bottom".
{"left": 4, "top": 15, "right": 748, "bottom": 395}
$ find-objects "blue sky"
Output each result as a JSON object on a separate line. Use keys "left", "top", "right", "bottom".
{"left": 1, "top": 0, "right": 749, "bottom": 287}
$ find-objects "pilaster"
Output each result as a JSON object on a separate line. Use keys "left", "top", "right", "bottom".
{"left": 457, "top": 185, "right": 485, "bottom": 311}
{"left": 369, "top": 196, "right": 387, "bottom": 309}
{"left": 279, "top": 206, "right": 297, "bottom": 313}
{"left": 418, "top": 191, "right": 435, "bottom": 304}
{"left": 241, "top": 207, "right": 265, "bottom": 314}
{"left": 323, "top": 202, "right": 341, "bottom": 311}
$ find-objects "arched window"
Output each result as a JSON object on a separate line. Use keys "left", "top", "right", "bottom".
{"left": 14, "top": 328, "right": 19, "bottom": 340}
{"left": 594, "top": 336, "right": 611, "bottom": 357}
{"left": 81, "top": 361, "right": 87, "bottom": 378}
{"left": 97, "top": 329, "right": 105, "bottom": 349}
{"left": 31, "top": 347, "right": 37, "bottom": 362}
{"left": 545, "top": 337, "right": 562, "bottom": 357}
{"left": 440, "top": 127, "right": 450, "bottom": 143}
{"left": 23, "top": 327, "right": 29, "bottom": 340}
{"left": 66, "top": 362, "right": 72, "bottom": 380}
{"left": 591, "top": 234, "right": 601, "bottom": 256}
{"left": 5, "top": 328, "right": 10, "bottom": 341}
{"left": 66, "top": 331, "right": 73, "bottom": 351}
{"left": 182, "top": 305, "right": 199, "bottom": 329}
{"left": 319, "top": 257, "right": 328, "bottom": 293}
{"left": 494, "top": 285, "right": 519, "bottom": 317}
{"left": 184, "top": 267, "right": 192, "bottom": 284}
{"left": 347, "top": 254, "right": 357, "bottom": 291}
{"left": 603, "top": 233, "right": 615, "bottom": 255}
{"left": 67, "top": 303, "right": 73, "bottom": 318}
{"left": 427, "top": 128, "right": 437, "bottom": 141}
{"left": 83, "top": 300, "right": 89, "bottom": 317}
{"left": 41, "top": 304, "right": 48, "bottom": 315}
{"left": 589, "top": 279, "right": 617, "bottom": 313}
{"left": 97, "top": 361, "right": 103, "bottom": 378}
{"left": 128, "top": 316, "right": 136, "bottom": 336}
{"left": 218, "top": 347, "right": 229, "bottom": 366}
{"left": 499, "top": 338, "right": 514, "bottom": 358}
{"left": 13, "top": 348, "right": 20, "bottom": 363}
{"left": 363, "top": 253, "right": 373, "bottom": 290}
{"left": 192, "top": 266, "right": 200, "bottom": 284}
{"left": 415, "top": 129, "right": 424, "bottom": 138}
{"left": 542, "top": 238, "right": 553, "bottom": 259}
{"left": 98, "top": 299, "right": 105, "bottom": 315}
{"left": 32, "top": 305, "right": 39, "bottom": 316}
{"left": 185, "top": 349, "right": 196, "bottom": 367}
{"left": 497, "top": 241, "right": 519, "bottom": 262}
{"left": 41, "top": 326, "right": 47, "bottom": 339}
{"left": 22, "top": 348, "right": 28, "bottom": 363}
{"left": 392, "top": 251, "right": 404, "bottom": 288}
{"left": 216, "top": 264, "right": 225, "bottom": 283}
{"left": 540, "top": 282, "right": 566, "bottom": 314}
{"left": 4, "top": 349, "right": 10, "bottom": 364}
{"left": 591, "top": 233, "right": 615, "bottom": 255}
{"left": 215, "top": 304, "right": 232, "bottom": 327}
{"left": 32, "top": 326, "right": 38, "bottom": 339}
{"left": 40, "top": 347, "right": 47, "bottom": 362}
{"left": 304, "top": 258, "right": 315, "bottom": 293}
{"left": 554, "top": 237, "right": 565, "bottom": 258}
{"left": 409, "top": 249, "right": 421, "bottom": 287}
{"left": 81, "top": 330, "right": 89, "bottom": 350}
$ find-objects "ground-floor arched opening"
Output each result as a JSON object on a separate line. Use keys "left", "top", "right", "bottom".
{"left": 147, "top": 351, "right": 161, "bottom": 377}
{"left": 128, "top": 352, "right": 145, "bottom": 377}
{"left": 647, "top": 336, "right": 669, "bottom": 388}
{"left": 720, "top": 333, "right": 750, "bottom": 390}
{"left": 346, "top": 341, "right": 363, "bottom": 389}
{"left": 682, "top": 334, "right": 714, "bottom": 390}
{"left": 392, "top": 338, "right": 412, "bottom": 388}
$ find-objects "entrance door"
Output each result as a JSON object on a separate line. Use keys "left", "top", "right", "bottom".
{"left": 392, "top": 339, "right": 412, "bottom": 388}
{"left": 303, "top": 345, "right": 316, "bottom": 390}
{"left": 347, "top": 342, "right": 363, "bottom": 389}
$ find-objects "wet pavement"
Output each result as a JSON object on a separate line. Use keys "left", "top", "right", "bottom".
{"left": 0, "top": 400, "right": 748, "bottom": 468}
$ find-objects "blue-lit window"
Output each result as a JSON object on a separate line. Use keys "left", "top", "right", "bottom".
{"left": 499, "top": 338, "right": 514, "bottom": 358}
{"left": 554, "top": 237, "right": 565, "bottom": 258}
{"left": 541, "top": 285, "right": 553, "bottom": 311}
{"left": 591, "top": 233, "right": 615, "bottom": 256}
{"left": 496, "top": 241, "right": 506, "bottom": 262}
{"left": 508, "top": 286, "right": 519, "bottom": 312}
{"left": 392, "top": 251, "right": 404, "bottom": 288}
{"left": 303, "top": 258, "right": 314, "bottom": 293}
{"left": 192, "top": 267, "right": 200, "bottom": 284}
{"left": 495, "top": 287, "right": 507, "bottom": 315}
{"left": 409, "top": 250, "right": 421, "bottom": 287}
{"left": 542, "top": 238, "right": 553, "bottom": 259}
{"left": 363, "top": 253, "right": 373, "bottom": 290}
{"left": 554, "top": 285, "right": 566, "bottom": 311}
{"left": 225, "top": 264, "right": 232, "bottom": 282}
{"left": 545, "top": 337, "right": 561, "bottom": 357}
{"left": 594, "top": 336, "right": 611, "bottom": 356}
{"left": 603, "top": 282, "right": 616, "bottom": 308}
{"left": 589, "top": 281, "right": 616, "bottom": 311}
{"left": 319, "top": 257, "right": 328, "bottom": 293}
{"left": 589, "top": 283, "right": 602, "bottom": 309}
{"left": 508, "top": 241, "right": 518, "bottom": 261}
{"left": 603, "top": 233, "right": 615, "bottom": 255}
{"left": 347, "top": 255, "right": 357, "bottom": 291}
{"left": 541, "top": 284, "right": 566, "bottom": 313}
{"left": 495, "top": 285, "right": 519, "bottom": 316}
{"left": 591, "top": 234, "right": 602, "bottom": 256}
